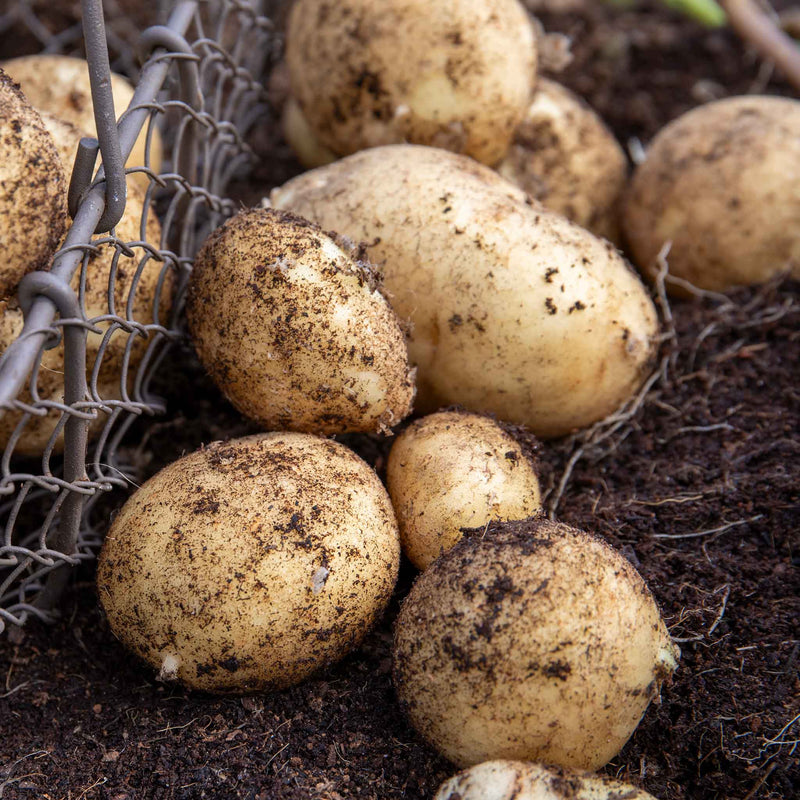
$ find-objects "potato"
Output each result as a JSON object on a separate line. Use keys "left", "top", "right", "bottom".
{"left": 271, "top": 145, "right": 659, "bottom": 439}
{"left": 96, "top": 432, "right": 401, "bottom": 694}
{"left": 282, "top": 95, "right": 337, "bottom": 169}
{"left": 1, "top": 54, "right": 164, "bottom": 192}
{"left": 393, "top": 517, "right": 680, "bottom": 770}
{"left": 496, "top": 78, "right": 628, "bottom": 243}
{"left": 39, "top": 111, "right": 85, "bottom": 177}
{"left": 0, "top": 181, "right": 168, "bottom": 456}
{"left": 285, "top": 0, "right": 537, "bottom": 166}
{"left": 435, "top": 761, "right": 658, "bottom": 800}
{"left": 186, "top": 207, "right": 415, "bottom": 436}
{"left": 0, "top": 69, "right": 67, "bottom": 300}
{"left": 622, "top": 95, "right": 800, "bottom": 293}
{"left": 386, "top": 411, "right": 541, "bottom": 569}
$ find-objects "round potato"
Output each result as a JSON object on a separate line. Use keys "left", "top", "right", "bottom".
{"left": 39, "top": 111, "right": 85, "bottom": 178}
{"left": 393, "top": 517, "right": 680, "bottom": 770}
{"left": 286, "top": 0, "right": 537, "bottom": 166}
{"left": 96, "top": 432, "right": 401, "bottom": 694}
{"left": 622, "top": 95, "right": 800, "bottom": 293}
{"left": 0, "top": 69, "right": 67, "bottom": 300}
{"left": 186, "top": 207, "right": 415, "bottom": 436}
{"left": 1, "top": 54, "right": 164, "bottom": 192}
{"left": 0, "top": 181, "right": 168, "bottom": 456}
{"left": 497, "top": 78, "right": 628, "bottom": 242}
{"left": 387, "top": 411, "right": 541, "bottom": 569}
{"left": 283, "top": 95, "right": 337, "bottom": 169}
{"left": 435, "top": 761, "right": 658, "bottom": 800}
{"left": 271, "top": 145, "right": 658, "bottom": 439}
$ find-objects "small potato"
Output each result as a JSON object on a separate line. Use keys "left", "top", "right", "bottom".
{"left": 186, "top": 207, "right": 415, "bottom": 436}
{"left": 1, "top": 54, "right": 164, "bottom": 191}
{"left": 497, "top": 78, "right": 628, "bottom": 242}
{"left": 435, "top": 761, "right": 659, "bottom": 800}
{"left": 387, "top": 411, "right": 541, "bottom": 569}
{"left": 622, "top": 95, "right": 800, "bottom": 293}
{"left": 39, "top": 111, "right": 85, "bottom": 177}
{"left": 96, "top": 432, "right": 401, "bottom": 694}
{"left": 286, "top": 0, "right": 537, "bottom": 166}
{"left": 393, "top": 517, "right": 680, "bottom": 770}
{"left": 271, "top": 145, "right": 658, "bottom": 439}
{"left": 0, "top": 69, "right": 67, "bottom": 299}
{"left": 282, "top": 95, "right": 337, "bottom": 169}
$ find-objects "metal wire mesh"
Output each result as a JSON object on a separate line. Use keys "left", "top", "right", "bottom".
{"left": 0, "top": 0, "right": 278, "bottom": 631}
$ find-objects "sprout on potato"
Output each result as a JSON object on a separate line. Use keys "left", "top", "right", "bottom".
{"left": 387, "top": 410, "right": 541, "bottom": 569}
{"left": 285, "top": 0, "right": 537, "bottom": 166}
{"left": 271, "top": 144, "right": 659, "bottom": 439}
{"left": 186, "top": 207, "right": 415, "bottom": 436}
{"left": 393, "top": 517, "right": 680, "bottom": 770}
{"left": 622, "top": 94, "right": 800, "bottom": 293}
{"left": 96, "top": 432, "right": 401, "bottom": 694}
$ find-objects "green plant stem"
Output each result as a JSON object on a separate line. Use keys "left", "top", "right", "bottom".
{"left": 661, "top": 0, "right": 727, "bottom": 27}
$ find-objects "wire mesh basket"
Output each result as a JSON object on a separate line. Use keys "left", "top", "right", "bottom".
{"left": 0, "top": 0, "right": 278, "bottom": 632}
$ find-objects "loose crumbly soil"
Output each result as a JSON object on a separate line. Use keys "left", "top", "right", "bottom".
{"left": 1, "top": 2, "right": 799, "bottom": 799}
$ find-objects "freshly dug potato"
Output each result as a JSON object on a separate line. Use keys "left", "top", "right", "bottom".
{"left": 286, "top": 0, "right": 537, "bottom": 166}
{"left": 1, "top": 54, "right": 164, "bottom": 191}
{"left": 0, "top": 69, "right": 67, "bottom": 300}
{"left": 622, "top": 95, "right": 800, "bottom": 292}
{"left": 393, "top": 517, "right": 680, "bottom": 770}
{"left": 282, "top": 95, "right": 337, "bottom": 169}
{"left": 496, "top": 78, "right": 628, "bottom": 242}
{"left": 39, "top": 111, "right": 85, "bottom": 177}
{"left": 271, "top": 145, "right": 659, "bottom": 439}
{"left": 96, "top": 432, "right": 401, "bottom": 694}
{"left": 186, "top": 207, "right": 415, "bottom": 436}
{"left": 386, "top": 411, "right": 541, "bottom": 569}
{"left": 0, "top": 181, "right": 168, "bottom": 456}
{"left": 435, "top": 761, "right": 659, "bottom": 800}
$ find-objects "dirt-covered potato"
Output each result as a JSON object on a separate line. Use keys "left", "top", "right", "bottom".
{"left": 186, "top": 207, "right": 415, "bottom": 436}
{"left": 39, "top": 111, "right": 85, "bottom": 176}
{"left": 0, "top": 69, "right": 67, "bottom": 300}
{"left": 393, "top": 517, "right": 680, "bottom": 770}
{"left": 285, "top": 0, "right": 537, "bottom": 166}
{"left": 0, "top": 181, "right": 168, "bottom": 456}
{"left": 1, "top": 54, "right": 163, "bottom": 191}
{"left": 283, "top": 95, "right": 337, "bottom": 169}
{"left": 496, "top": 78, "right": 628, "bottom": 242}
{"left": 271, "top": 145, "right": 658, "bottom": 439}
{"left": 435, "top": 761, "right": 658, "bottom": 800}
{"left": 386, "top": 411, "right": 541, "bottom": 569}
{"left": 96, "top": 432, "right": 401, "bottom": 694}
{"left": 622, "top": 95, "right": 800, "bottom": 293}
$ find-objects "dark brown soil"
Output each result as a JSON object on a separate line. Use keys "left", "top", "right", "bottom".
{"left": 1, "top": 3, "right": 799, "bottom": 800}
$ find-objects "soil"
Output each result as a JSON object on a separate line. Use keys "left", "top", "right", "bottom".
{"left": 1, "top": 2, "right": 799, "bottom": 800}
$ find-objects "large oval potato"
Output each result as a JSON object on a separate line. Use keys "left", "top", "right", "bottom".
{"left": 0, "top": 69, "right": 67, "bottom": 300}
{"left": 96, "top": 432, "right": 401, "bottom": 694}
{"left": 393, "top": 517, "right": 680, "bottom": 770}
{"left": 622, "top": 95, "right": 800, "bottom": 293}
{"left": 186, "top": 207, "right": 415, "bottom": 436}
{"left": 286, "top": 0, "right": 537, "bottom": 166}
{"left": 271, "top": 145, "right": 658, "bottom": 439}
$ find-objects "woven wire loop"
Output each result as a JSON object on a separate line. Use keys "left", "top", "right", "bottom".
{"left": 0, "top": 0, "right": 274, "bottom": 631}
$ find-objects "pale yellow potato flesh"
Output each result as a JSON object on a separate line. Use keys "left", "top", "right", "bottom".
{"left": 271, "top": 145, "right": 658, "bottom": 439}
{"left": 623, "top": 95, "right": 800, "bottom": 293}
{"left": 286, "top": 0, "right": 537, "bottom": 166}
{"left": 497, "top": 78, "right": 628, "bottom": 243}
{"left": 0, "top": 69, "right": 67, "bottom": 300}
{"left": 96, "top": 432, "right": 401, "bottom": 694}
{"left": 186, "top": 207, "right": 415, "bottom": 436}
{"left": 387, "top": 411, "right": 541, "bottom": 569}
{"left": 435, "top": 760, "right": 659, "bottom": 800}
{"left": 393, "top": 518, "right": 680, "bottom": 770}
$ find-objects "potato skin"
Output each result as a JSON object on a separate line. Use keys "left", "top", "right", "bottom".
{"left": 497, "top": 78, "right": 628, "bottom": 243}
{"left": 0, "top": 69, "right": 67, "bottom": 300}
{"left": 286, "top": 0, "right": 537, "bottom": 166}
{"left": 387, "top": 411, "right": 541, "bottom": 569}
{"left": 282, "top": 95, "right": 337, "bottom": 169}
{"left": 186, "top": 207, "right": 415, "bottom": 435}
{"left": 435, "top": 760, "right": 658, "bottom": 800}
{"left": 96, "top": 433, "right": 401, "bottom": 694}
{"left": 272, "top": 145, "right": 658, "bottom": 439}
{"left": 622, "top": 95, "right": 800, "bottom": 293}
{"left": 393, "top": 518, "right": 680, "bottom": 770}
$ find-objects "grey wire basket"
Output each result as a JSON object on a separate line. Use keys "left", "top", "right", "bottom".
{"left": 0, "top": 0, "right": 277, "bottom": 632}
